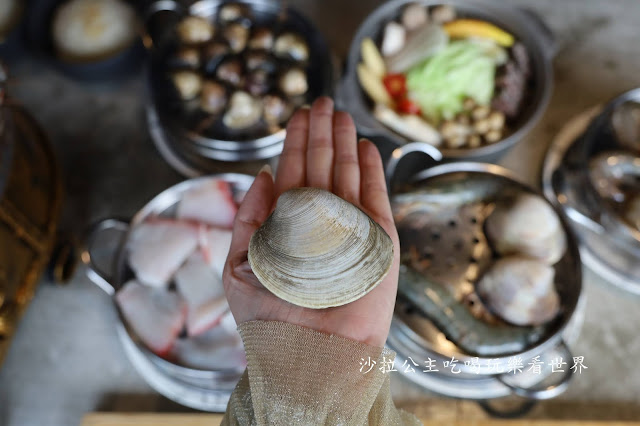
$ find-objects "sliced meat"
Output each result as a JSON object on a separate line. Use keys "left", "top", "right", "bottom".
{"left": 128, "top": 219, "right": 200, "bottom": 288}
{"left": 177, "top": 180, "right": 238, "bottom": 228}
{"left": 116, "top": 280, "right": 186, "bottom": 357}
{"left": 199, "top": 227, "right": 233, "bottom": 278}
{"left": 174, "top": 252, "right": 229, "bottom": 336}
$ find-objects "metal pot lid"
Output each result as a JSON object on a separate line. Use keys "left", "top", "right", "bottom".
{"left": 542, "top": 92, "right": 640, "bottom": 295}
{"left": 336, "top": 0, "right": 555, "bottom": 161}
{"left": 146, "top": 0, "right": 334, "bottom": 154}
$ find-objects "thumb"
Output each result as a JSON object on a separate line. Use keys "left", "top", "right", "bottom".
{"left": 229, "top": 165, "right": 275, "bottom": 256}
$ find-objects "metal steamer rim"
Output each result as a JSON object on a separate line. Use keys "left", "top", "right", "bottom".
{"left": 542, "top": 102, "right": 640, "bottom": 296}
{"left": 387, "top": 160, "right": 583, "bottom": 399}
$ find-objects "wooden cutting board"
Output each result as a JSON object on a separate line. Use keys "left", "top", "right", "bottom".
{"left": 82, "top": 400, "right": 640, "bottom": 425}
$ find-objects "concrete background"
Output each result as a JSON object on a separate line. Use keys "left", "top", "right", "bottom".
{"left": 1, "top": 0, "right": 640, "bottom": 425}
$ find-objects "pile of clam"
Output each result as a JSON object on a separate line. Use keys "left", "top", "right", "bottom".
{"left": 169, "top": 2, "right": 310, "bottom": 132}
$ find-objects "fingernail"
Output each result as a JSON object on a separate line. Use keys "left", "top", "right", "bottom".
{"left": 358, "top": 138, "right": 369, "bottom": 143}
{"left": 259, "top": 164, "right": 273, "bottom": 178}
{"left": 300, "top": 104, "right": 311, "bottom": 110}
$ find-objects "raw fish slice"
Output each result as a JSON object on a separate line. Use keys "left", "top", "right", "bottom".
{"left": 186, "top": 297, "right": 229, "bottom": 337}
{"left": 200, "top": 227, "right": 233, "bottom": 277}
{"left": 175, "top": 252, "right": 226, "bottom": 305}
{"left": 170, "top": 318, "right": 246, "bottom": 370}
{"left": 177, "top": 180, "right": 238, "bottom": 228}
{"left": 116, "top": 280, "right": 186, "bottom": 356}
{"left": 128, "top": 219, "right": 200, "bottom": 288}
{"left": 174, "top": 252, "right": 229, "bottom": 336}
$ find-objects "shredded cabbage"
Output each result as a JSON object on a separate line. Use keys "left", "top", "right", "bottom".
{"left": 406, "top": 40, "right": 496, "bottom": 123}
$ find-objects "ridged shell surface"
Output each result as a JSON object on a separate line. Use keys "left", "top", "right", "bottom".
{"left": 248, "top": 187, "right": 394, "bottom": 309}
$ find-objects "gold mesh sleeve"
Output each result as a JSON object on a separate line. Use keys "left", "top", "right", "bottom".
{"left": 222, "top": 321, "right": 421, "bottom": 426}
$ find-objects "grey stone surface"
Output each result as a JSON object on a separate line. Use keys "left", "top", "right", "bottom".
{"left": 1, "top": 1, "right": 640, "bottom": 425}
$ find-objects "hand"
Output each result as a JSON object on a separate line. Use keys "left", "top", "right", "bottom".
{"left": 223, "top": 97, "right": 400, "bottom": 347}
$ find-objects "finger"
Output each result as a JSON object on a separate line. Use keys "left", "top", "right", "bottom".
{"left": 332, "top": 111, "right": 360, "bottom": 204}
{"left": 229, "top": 166, "right": 275, "bottom": 256}
{"left": 275, "top": 108, "right": 310, "bottom": 197}
{"left": 306, "top": 97, "right": 335, "bottom": 190}
{"left": 358, "top": 140, "right": 394, "bottom": 227}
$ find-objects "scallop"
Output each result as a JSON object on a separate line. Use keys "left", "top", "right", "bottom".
{"left": 200, "top": 80, "right": 227, "bottom": 114}
{"left": 223, "top": 22, "right": 249, "bottom": 53}
{"left": 216, "top": 58, "right": 244, "bottom": 86}
{"left": 485, "top": 193, "right": 567, "bottom": 264}
{"left": 263, "top": 95, "right": 292, "bottom": 124}
{"left": 249, "top": 27, "right": 274, "bottom": 50}
{"left": 476, "top": 256, "right": 560, "bottom": 326}
{"left": 248, "top": 187, "right": 394, "bottom": 309}
{"left": 176, "top": 16, "right": 214, "bottom": 44}
{"left": 245, "top": 69, "right": 271, "bottom": 96}
{"left": 172, "top": 46, "right": 201, "bottom": 68}
{"left": 171, "top": 71, "right": 203, "bottom": 100}
{"left": 223, "top": 91, "right": 262, "bottom": 130}
{"left": 279, "top": 68, "right": 308, "bottom": 97}
{"left": 274, "top": 33, "right": 309, "bottom": 62}
{"left": 218, "top": 3, "right": 246, "bottom": 23}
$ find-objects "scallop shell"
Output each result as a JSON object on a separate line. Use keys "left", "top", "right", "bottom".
{"left": 476, "top": 255, "right": 560, "bottom": 326}
{"left": 248, "top": 187, "right": 394, "bottom": 309}
{"left": 485, "top": 193, "right": 567, "bottom": 264}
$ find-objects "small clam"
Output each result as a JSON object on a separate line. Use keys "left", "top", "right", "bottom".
{"left": 485, "top": 193, "right": 567, "bottom": 265}
{"left": 249, "top": 27, "right": 275, "bottom": 50}
{"left": 172, "top": 47, "right": 201, "bottom": 68}
{"left": 200, "top": 80, "right": 227, "bottom": 114}
{"left": 263, "top": 95, "right": 292, "bottom": 124}
{"left": 279, "top": 68, "right": 308, "bottom": 97}
{"left": 171, "top": 71, "right": 203, "bottom": 100}
{"left": 202, "top": 41, "right": 229, "bottom": 64}
{"left": 176, "top": 16, "right": 214, "bottom": 44}
{"left": 223, "top": 91, "right": 262, "bottom": 130}
{"left": 245, "top": 50, "right": 276, "bottom": 73}
{"left": 612, "top": 101, "right": 640, "bottom": 152}
{"left": 218, "top": 3, "right": 247, "bottom": 23}
{"left": 216, "top": 57, "right": 244, "bottom": 86}
{"left": 248, "top": 187, "right": 394, "bottom": 309}
{"left": 223, "top": 22, "right": 250, "bottom": 53}
{"left": 476, "top": 256, "right": 560, "bottom": 326}
{"left": 245, "top": 69, "right": 271, "bottom": 96}
{"left": 274, "top": 33, "right": 309, "bottom": 62}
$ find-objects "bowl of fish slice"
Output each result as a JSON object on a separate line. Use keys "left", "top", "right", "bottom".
{"left": 83, "top": 174, "right": 253, "bottom": 407}
{"left": 385, "top": 150, "right": 583, "bottom": 401}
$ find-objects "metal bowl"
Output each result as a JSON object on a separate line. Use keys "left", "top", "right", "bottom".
{"left": 337, "top": 0, "right": 555, "bottom": 162}
{"left": 543, "top": 89, "right": 640, "bottom": 295}
{"left": 25, "top": 0, "right": 145, "bottom": 82}
{"left": 83, "top": 174, "right": 254, "bottom": 411}
{"left": 385, "top": 145, "right": 583, "bottom": 402}
{"left": 144, "top": 0, "right": 334, "bottom": 162}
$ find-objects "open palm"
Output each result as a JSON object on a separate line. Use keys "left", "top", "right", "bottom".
{"left": 223, "top": 97, "right": 400, "bottom": 347}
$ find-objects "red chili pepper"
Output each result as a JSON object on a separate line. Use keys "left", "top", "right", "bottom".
{"left": 382, "top": 74, "right": 407, "bottom": 99}
{"left": 397, "top": 98, "right": 421, "bottom": 115}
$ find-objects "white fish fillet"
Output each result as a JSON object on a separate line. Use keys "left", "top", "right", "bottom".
{"left": 170, "top": 314, "right": 246, "bottom": 370}
{"left": 177, "top": 180, "right": 238, "bottom": 228}
{"left": 175, "top": 252, "right": 229, "bottom": 336}
{"left": 200, "top": 227, "right": 233, "bottom": 278}
{"left": 116, "top": 280, "right": 186, "bottom": 356}
{"left": 128, "top": 219, "right": 200, "bottom": 288}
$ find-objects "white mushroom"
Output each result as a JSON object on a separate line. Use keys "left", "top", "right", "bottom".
{"left": 381, "top": 22, "right": 406, "bottom": 57}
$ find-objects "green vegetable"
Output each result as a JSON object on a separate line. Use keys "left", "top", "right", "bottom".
{"left": 406, "top": 40, "right": 496, "bottom": 123}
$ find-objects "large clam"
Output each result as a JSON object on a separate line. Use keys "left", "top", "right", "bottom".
{"left": 248, "top": 187, "right": 394, "bottom": 309}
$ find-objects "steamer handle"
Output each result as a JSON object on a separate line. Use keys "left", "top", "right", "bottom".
{"left": 142, "top": 0, "right": 185, "bottom": 50}
{"left": 384, "top": 142, "right": 443, "bottom": 193}
{"left": 497, "top": 339, "right": 574, "bottom": 400}
{"left": 82, "top": 219, "right": 130, "bottom": 297}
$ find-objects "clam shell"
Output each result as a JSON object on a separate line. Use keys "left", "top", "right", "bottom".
{"left": 476, "top": 255, "right": 560, "bottom": 326}
{"left": 485, "top": 193, "right": 566, "bottom": 265}
{"left": 248, "top": 187, "right": 394, "bottom": 309}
